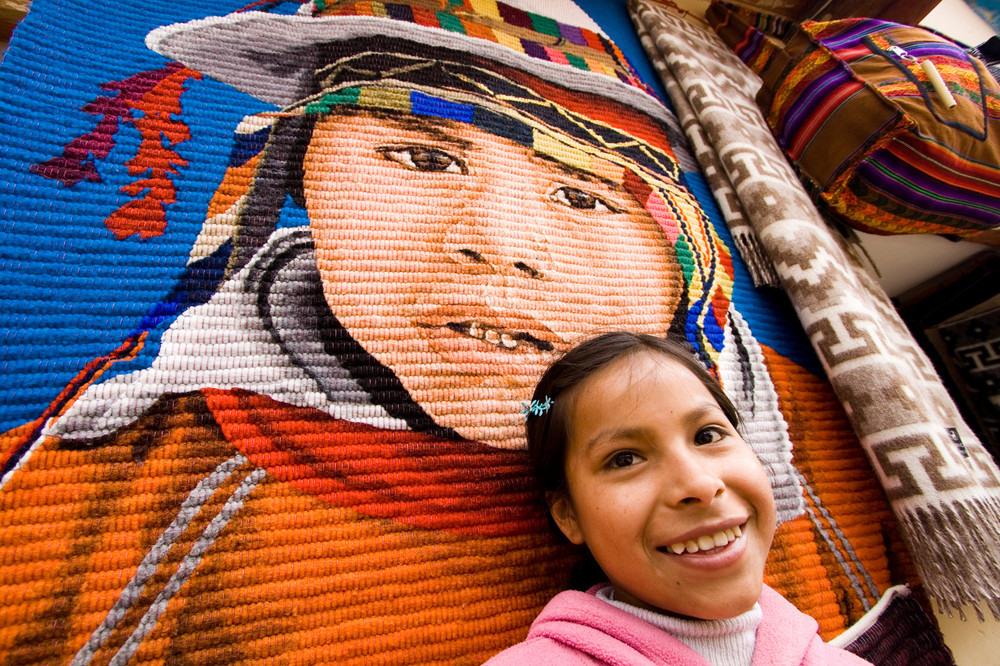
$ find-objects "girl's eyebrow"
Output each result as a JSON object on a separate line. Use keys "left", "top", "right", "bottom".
{"left": 582, "top": 427, "right": 643, "bottom": 453}
{"left": 683, "top": 403, "right": 727, "bottom": 424}
{"left": 580, "top": 402, "right": 726, "bottom": 452}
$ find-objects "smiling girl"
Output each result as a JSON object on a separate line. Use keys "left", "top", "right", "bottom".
{"left": 486, "top": 332, "right": 871, "bottom": 665}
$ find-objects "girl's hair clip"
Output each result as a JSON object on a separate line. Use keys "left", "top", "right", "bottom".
{"left": 521, "top": 396, "right": 554, "bottom": 420}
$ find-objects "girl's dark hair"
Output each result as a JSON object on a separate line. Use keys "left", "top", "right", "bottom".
{"left": 525, "top": 332, "right": 740, "bottom": 589}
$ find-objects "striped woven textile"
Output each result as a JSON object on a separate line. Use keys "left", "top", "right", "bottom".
{"left": 711, "top": 1, "right": 1000, "bottom": 241}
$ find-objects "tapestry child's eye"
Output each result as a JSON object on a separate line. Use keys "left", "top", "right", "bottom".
{"left": 380, "top": 146, "right": 466, "bottom": 173}
{"left": 551, "top": 185, "right": 617, "bottom": 213}
{"left": 694, "top": 426, "right": 726, "bottom": 446}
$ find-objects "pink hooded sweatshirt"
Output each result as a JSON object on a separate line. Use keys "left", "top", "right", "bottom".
{"left": 483, "top": 585, "right": 871, "bottom": 665}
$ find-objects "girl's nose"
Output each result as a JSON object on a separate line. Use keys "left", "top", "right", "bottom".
{"left": 661, "top": 452, "right": 726, "bottom": 506}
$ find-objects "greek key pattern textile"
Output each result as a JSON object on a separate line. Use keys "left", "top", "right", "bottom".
{"left": 630, "top": 7, "right": 779, "bottom": 289}
{"left": 629, "top": 0, "right": 1000, "bottom": 620}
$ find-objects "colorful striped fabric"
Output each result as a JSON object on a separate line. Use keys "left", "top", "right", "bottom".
{"left": 315, "top": 0, "right": 656, "bottom": 96}
{"left": 709, "top": 1, "right": 1000, "bottom": 240}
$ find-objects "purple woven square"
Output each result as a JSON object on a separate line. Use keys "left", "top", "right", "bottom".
{"left": 558, "top": 23, "right": 586, "bottom": 46}
{"left": 519, "top": 38, "right": 547, "bottom": 61}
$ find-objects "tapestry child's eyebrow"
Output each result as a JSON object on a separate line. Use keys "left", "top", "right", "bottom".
{"left": 374, "top": 112, "right": 623, "bottom": 192}
{"left": 374, "top": 112, "right": 475, "bottom": 151}
{"left": 551, "top": 159, "right": 623, "bottom": 193}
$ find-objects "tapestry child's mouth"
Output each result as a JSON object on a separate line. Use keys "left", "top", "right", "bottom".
{"left": 442, "top": 320, "right": 554, "bottom": 352}
{"left": 416, "top": 305, "right": 560, "bottom": 354}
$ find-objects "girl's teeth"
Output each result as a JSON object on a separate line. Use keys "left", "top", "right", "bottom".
{"left": 666, "top": 526, "right": 742, "bottom": 555}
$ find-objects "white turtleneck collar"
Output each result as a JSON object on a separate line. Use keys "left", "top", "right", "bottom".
{"left": 596, "top": 586, "right": 761, "bottom": 666}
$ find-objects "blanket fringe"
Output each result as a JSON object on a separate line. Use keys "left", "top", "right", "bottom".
{"left": 731, "top": 228, "right": 781, "bottom": 289}
{"left": 897, "top": 495, "right": 1000, "bottom": 621}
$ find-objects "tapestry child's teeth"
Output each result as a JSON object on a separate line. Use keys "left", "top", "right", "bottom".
{"left": 464, "top": 321, "right": 518, "bottom": 349}
{"left": 666, "top": 526, "right": 741, "bottom": 555}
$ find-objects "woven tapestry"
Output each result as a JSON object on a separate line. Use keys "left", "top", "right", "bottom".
{"left": 1, "top": 0, "right": 917, "bottom": 663}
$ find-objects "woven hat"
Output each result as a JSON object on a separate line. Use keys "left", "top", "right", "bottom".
{"left": 145, "top": 0, "right": 669, "bottom": 120}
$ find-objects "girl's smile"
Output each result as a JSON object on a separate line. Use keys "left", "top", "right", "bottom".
{"left": 549, "top": 350, "right": 777, "bottom": 620}
{"left": 659, "top": 520, "right": 746, "bottom": 557}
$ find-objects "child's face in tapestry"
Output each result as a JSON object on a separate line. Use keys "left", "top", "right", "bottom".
{"left": 303, "top": 109, "right": 684, "bottom": 448}
{"left": 550, "top": 350, "right": 777, "bottom": 620}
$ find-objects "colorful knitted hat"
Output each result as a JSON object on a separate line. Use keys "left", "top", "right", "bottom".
{"left": 146, "top": 0, "right": 661, "bottom": 111}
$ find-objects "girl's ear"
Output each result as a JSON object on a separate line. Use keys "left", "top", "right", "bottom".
{"left": 547, "top": 491, "right": 585, "bottom": 546}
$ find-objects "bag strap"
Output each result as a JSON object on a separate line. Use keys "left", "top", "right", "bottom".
{"left": 705, "top": 1, "right": 806, "bottom": 109}
{"left": 706, "top": 1, "right": 796, "bottom": 66}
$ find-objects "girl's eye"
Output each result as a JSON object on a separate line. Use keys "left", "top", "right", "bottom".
{"left": 551, "top": 185, "right": 616, "bottom": 213}
{"left": 607, "top": 451, "right": 637, "bottom": 469}
{"left": 381, "top": 147, "right": 466, "bottom": 173}
{"left": 694, "top": 427, "right": 726, "bottom": 446}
